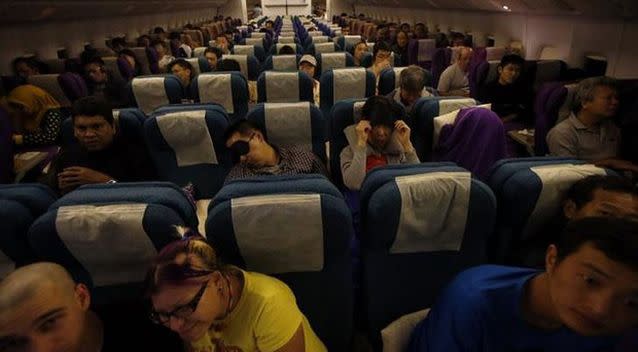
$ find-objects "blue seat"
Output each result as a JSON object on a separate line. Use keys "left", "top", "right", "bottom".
{"left": 316, "top": 52, "right": 355, "bottom": 77}
{"left": 377, "top": 67, "right": 409, "bottom": 96}
{"left": 220, "top": 54, "right": 261, "bottom": 81}
{"left": 205, "top": 175, "right": 354, "bottom": 351}
{"left": 336, "top": 35, "right": 363, "bottom": 54}
{"left": 319, "top": 68, "right": 375, "bottom": 119}
{"left": 411, "top": 97, "right": 477, "bottom": 161}
{"left": 303, "top": 35, "right": 330, "bottom": 49}
{"left": 261, "top": 54, "right": 301, "bottom": 72}
{"left": 232, "top": 44, "right": 267, "bottom": 63}
{"left": 28, "top": 189, "right": 186, "bottom": 304}
{"left": 359, "top": 52, "right": 402, "bottom": 69}
{"left": 144, "top": 105, "right": 231, "bottom": 199}
{"left": 267, "top": 43, "right": 304, "bottom": 56}
{"left": 307, "top": 42, "right": 342, "bottom": 56}
{"left": 257, "top": 71, "right": 314, "bottom": 103}
{"left": 485, "top": 157, "right": 613, "bottom": 264}
{"left": 246, "top": 102, "right": 327, "bottom": 162}
{"left": 61, "top": 108, "right": 146, "bottom": 146}
{"left": 0, "top": 184, "right": 57, "bottom": 275}
{"left": 127, "top": 75, "right": 184, "bottom": 115}
{"left": 359, "top": 163, "right": 495, "bottom": 344}
{"left": 190, "top": 72, "right": 249, "bottom": 120}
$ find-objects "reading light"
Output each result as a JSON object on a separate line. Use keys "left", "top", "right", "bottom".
{"left": 502, "top": 5, "right": 510, "bottom": 10}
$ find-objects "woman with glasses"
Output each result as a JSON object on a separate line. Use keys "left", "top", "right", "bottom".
{"left": 145, "top": 233, "right": 327, "bottom": 352}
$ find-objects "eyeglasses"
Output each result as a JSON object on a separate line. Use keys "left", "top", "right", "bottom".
{"left": 150, "top": 280, "right": 209, "bottom": 325}
{"left": 229, "top": 133, "right": 255, "bottom": 163}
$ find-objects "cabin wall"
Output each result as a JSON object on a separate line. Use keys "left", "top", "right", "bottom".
{"left": 220, "top": 0, "right": 248, "bottom": 23}
{"left": 355, "top": 5, "right": 638, "bottom": 78}
{"left": 0, "top": 8, "right": 218, "bottom": 75}
{"left": 261, "top": 0, "right": 313, "bottom": 17}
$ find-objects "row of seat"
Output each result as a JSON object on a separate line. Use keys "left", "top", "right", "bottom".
{"left": 0, "top": 157, "right": 612, "bottom": 349}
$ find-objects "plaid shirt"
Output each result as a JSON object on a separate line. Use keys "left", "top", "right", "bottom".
{"left": 224, "top": 145, "right": 327, "bottom": 184}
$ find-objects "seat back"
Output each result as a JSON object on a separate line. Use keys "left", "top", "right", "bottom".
{"left": 378, "top": 67, "right": 411, "bottom": 96}
{"left": 430, "top": 48, "right": 452, "bottom": 88}
{"left": 0, "top": 184, "right": 57, "bottom": 275}
{"left": 243, "top": 37, "right": 265, "bottom": 48}
{"left": 486, "top": 158, "right": 611, "bottom": 263}
{"left": 206, "top": 175, "right": 354, "bottom": 351}
{"left": 220, "top": 54, "right": 260, "bottom": 81}
{"left": 309, "top": 42, "right": 341, "bottom": 56}
{"left": 261, "top": 54, "right": 300, "bottom": 72}
{"left": 316, "top": 52, "right": 354, "bottom": 75}
{"left": 360, "top": 164, "right": 494, "bottom": 342}
{"left": 143, "top": 105, "right": 231, "bottom": 198}
{"left": 257, "top": 71, "right": 314, "bottom": 103}
{"left": 269, "top": 43, "right": 303, "bottom": 56}
{"left": 319, "top": 68, "right": 375, "bottom": 118}
{"left": 337, "top": 35, "right": 363, "bottom": 53}
{"left": 246, "top": 102, "right": 326, "bottom": 161}
{"left": 407, "top": 39, "right": 436, "bottom": 67}
{"left": 128, "top": 75, "right": 184, "bottom": 115}
{"left": 533, "top": 82, "right": 578, "bottom": 155}
{"left": 485, "top": 47, "right": 506, "bottom": 61}
{"left": 232, "top": 44, "right": 267, "bottom": 63}
{"left": 185, "top": 57, "right": 211, "bottom": 76}
{"left": 130, "top": 47, "right": 153, "bottom": 75}
{"left": 27, "top": 73, "right": 88, "bottom": 107}
{"left": 411, "top": 97, "right": 478, "bottom": 160}
{"left": 191, "top": 72, "right": 249, "bottom": 120}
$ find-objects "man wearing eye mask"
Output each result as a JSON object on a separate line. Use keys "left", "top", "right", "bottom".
{"left": 223, "top": 119, "right": 327, "bottom": 183}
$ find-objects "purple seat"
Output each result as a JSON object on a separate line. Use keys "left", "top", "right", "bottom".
{"left": 407, "top": 39, "right": 436, "bottom": 69}
{"left": 433, "top": 107, "right": 507, "bottom": 180}
{"left": 58, "top": 72, "right": 88, "bottom": 102}
{"left": 147, "top": 47, "right": 160, "bottom": 74}
{"left": 533, "top": 82, "right": 568, "bottom": 156}
{"left": 431, "top": 47, "right": 452, "bottom": 88}
{"left": 468, "top": 47, "right": 487, "bottom": 99}
{"left": 117, "top": 56, "right": 136, "bottom": 81}
{"left": 0, "top": 108, "right": 13, "bottom": 183}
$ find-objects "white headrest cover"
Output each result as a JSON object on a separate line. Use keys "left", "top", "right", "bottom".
{"left": 222, "top": 55, "right": 249, "bottom": 78}
{"left": 265, "top": 72, "right": 300, "bottom": 102}
{"left": 251, "top": 32, "right": 266, "bottom": 38}
{"left": 272, "top": 55, "right": 298, "bottom": 72}
{"left": 185, "top": 58, "right": 203, "bottom": 75}
{"left": 132, "top": 77, "right": 169, "bottom": 115}
{"left": 312, "top": 36, "right": 329, "bottom": 44}
{"left": 353, "top": 101, "right": 366, "bottom": 123}
{"left": 391, "top": 172, "right": 471, "bottom": 254}
{"left": 233, "top": 45, "right": 255, "bottom": 56}
{"left": 333, "top": 68, "right": 367, "bottom": 102}
{"left": 438, "top": 98, "right": 477, "bottom": 115}
{"left": 264, "top": 102, "right": 312, "bottom": 149}
{"left": 196, "top": 199, "right": 211, "bottom": 238}
{"left": 55, "top": 204, "right": 157, "bottom": 286}
{"left": 231, "top": 194, "right": 324, "bottom": 273}
{"left": 523, "top": 164, "right": 606, "bottom": 239}
{"left": 156, "top": 110, "right": 218, "bottom": 166}
{"left": 245, "top": 38, "right": 263, "bottom": 47}
{"left": 315, "top": 42, "right": 336, "bottom": 54}
{"left": 278, "top": 37, "right": 296, "bottom": 44}
{"left": 193, "top": 47, "right": 206, "bottom": 58}
{"left": 197, "top": 74, "right": 234, "bottom": 113}
{"left": 344, "top": 35, "right": 362, "bottom": 46}
{"left": 393, "top": 67, "right": 408, "bottom": 88}
{"left": 321, "top": 53, "right": 346, "bottom": 72}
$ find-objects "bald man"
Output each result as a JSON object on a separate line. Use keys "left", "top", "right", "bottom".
{"left": 437, "top": 46, "right": 472, "bottom": 97}
{"left": 0, "top": 263, "right": 102, "bottom": 351}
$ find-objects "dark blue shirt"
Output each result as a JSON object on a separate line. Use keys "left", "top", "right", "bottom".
{"left": 408, "top": 265, "right": 619, "bottom": 352}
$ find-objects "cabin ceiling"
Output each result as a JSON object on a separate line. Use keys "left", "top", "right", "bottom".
{"left": 352, "top": 0, "right": 638, "bottom": 18}
{"left": 0, "top": 1, "right": 227, "bottom": 25}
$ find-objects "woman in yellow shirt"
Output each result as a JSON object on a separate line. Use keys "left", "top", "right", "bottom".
{"left": 145, "top": 235, "right": 327, "bottom": 352}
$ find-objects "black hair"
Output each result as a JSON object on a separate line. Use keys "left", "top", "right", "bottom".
{"left": 373, "top": 41, "right": 391, "bottom": 59}
{"left": 265, "top": 20, "right": 274, "bottom": 26}
{"left": 204, "top": 46, "right": 223, "bottom": 58}
{"left": 110, "top": 37, "right": 127, "bottom": 49}
{"left": 565, "top": 175, "right": 637, "bottom": 210}
{"left": 223, "top": 118, "right": 267, "bottom": 142}
{"left": 361, "top": 95, "right": 403, "bottom": 129}
{"left": 72, "top": 96, "right": 114, "bottom": 125}
{"left": 169, "top": 32, "right": 182, "bottom": 41}
{"left": 153, "top": 27, "right": 166, "bottom": 34}
{"left": 167, "top": 59, "right": 194, "bottom": 78}
{"left": 12, "top": 56, "right": 44, "bottom": 75}
{"left": 499, "top": 54, "right": 525, "bottom": 69}
{"left": 218, "top": 59, "right": 241, "bottom": 72}
{"left": 278, "top": 45, "right": 296, "bottom": 55}
{"left": 83, "top": 55, "right": 105, "bottom": 68}
{"left": 556, "top": 217, "right": 638, "bottom": 270}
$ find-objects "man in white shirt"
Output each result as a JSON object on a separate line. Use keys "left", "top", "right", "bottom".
{"left": 437, "top": 46, "right": 472, "bottom": 96}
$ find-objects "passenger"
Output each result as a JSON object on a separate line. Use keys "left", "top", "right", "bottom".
{"left": 83, "top": 56, "right": 128, "bottom": 108}
{"left": 265, "top": 20, "right": 274, "bottom": 31}
{"left": 118, "top": 48, "right": 142, "bottom": 79}
{"left": 369, "top": 41, "right": 393, "bottom": 80}
{"left": 386, "top": 65, "right": 433, "bottom": 113}
{"left": 435, "top": 32, "right": 449, "bottom": 48}
{"left": 353, "top": 41, "right": 368, "bottom": 67}
{"left": 0, "top": 262, "right": 181, "bottom": 351}
{"left": 218, "top": 58, "right": 241, "bottom": 72}
{"left": 109, "top": 37, "right": 127, "bottom": 53}
{"left": 167, "top": 59, "right": 195, "bottom": 98}
{"left": 547, "top": 77, "right": 638, "bottom": 176}
{"left": 151, "top": 39, "right": 175, "bottom": 71}
{"left": 45, "top": 96, "right": 155, "bottom": 194}
{"left": 299, "top": 55, "right": 320, "bottom": 105}
{"left": 215, "top": 33, "right": 232, "bottom": 55}
{"left": 437, "top": 46, "right": 472, "bottom": 96}
{"left": 340, "top": 95, "right": 420, "bottom": 190}
{"left": 11, "top": 56, "right": 46, "bottom": 79}
{"left": 5, "top": 85, "right": 62, "bottom": 147}
{"left": 169, "top": 32, "right": 186, "bottom": 58}
{"left": 479, "top": 54, "right": 531, "bottom": 122}
{"left": 146, "top": 234, "right": 327, "bottom": 352}
{"left": 374, "top": 25, "right": 389, "bottom": 44}
{"left": 278, "top": 45, "right": 296, "bottom": 55}
{"left": 409, "top": 216, "right": 638, "bottom": 352}
{"left": 223, "top": 119, "right": 327, "bottom": 183}
{"left": 153, "top": 26, "right": 167, "bottom": 41}
{"left": 450, "top": 32, "right": 466, "bottom": 47}
{"left": 519, "top": 175, "right": 638, "bottom": 267}
{"left": 137, "top": 34, "right": 151, "bottom": 48}
{"left": 182, "top": 33, "right": 200, "bottom": 56}
{"left": 391, "top": 30, "right": 410, "bottom": 67}
{"left": 414, "top": 23, "right": 428, "bottom": 39}
{"left": 204, "top": 46, "right": 222, "bottom": 71}
{"left": 400, "top": 23, "right": 411, "bottom": 33}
